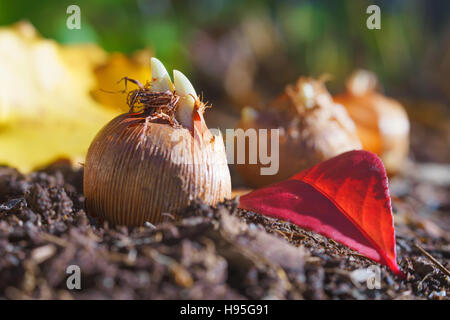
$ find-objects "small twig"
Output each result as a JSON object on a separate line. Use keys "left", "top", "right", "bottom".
{"left": 414, "top": 243, "right": 450, "bottom": 277}
{"left": 144, "top": 221, "right": 156, "bottom": 230}
{"left": 417, "top": 272, "right": 433, "bottom": 292}
{"left": 274, "top": 229, "right": 290, "bottom": 242}
{"left": 40, "top": 232, "right": 68, "bottom": 247}
{"left": 161, "top": 212, "right": 176, "bottom": 221}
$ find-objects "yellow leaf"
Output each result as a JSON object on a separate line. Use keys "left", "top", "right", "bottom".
{"left": 0, "top": 22, "right": 149, "bottom": 172}
{"left": 91, "top": 49, "right": 151, "bottom": 112}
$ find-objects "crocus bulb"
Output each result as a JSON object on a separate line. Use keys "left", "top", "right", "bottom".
{"left": 84, "top": 58, "right": 231, "bottom": 226}
{"left": 236, "top": 77, "right": 361, "bottom": 188}
{"left": 334, "top": 70, "right": 410, "bottom": 175}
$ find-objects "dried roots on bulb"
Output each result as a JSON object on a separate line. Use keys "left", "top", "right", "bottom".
{"left": 236, "top": 77, "right": 362, "bottom": 188}
{"left": 124, "top": 83, "right": 177, "bottom": 122}
{"left": 334, "top": 70, "right": 410, "bottom": 175}
{"left": 84, "top": 58, "right": 231, "bottom": 226}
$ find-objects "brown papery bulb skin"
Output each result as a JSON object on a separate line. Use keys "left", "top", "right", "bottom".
{"left": 84, "top": 110, "right": 231, "bottom": 226}
{"left": 334, "top": 70, "right": 410, "bottom": 175}
{"left": 236, "top": 77, "right": 362, "bottom": 188}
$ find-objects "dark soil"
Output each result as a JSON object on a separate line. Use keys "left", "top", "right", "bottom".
{"left": 0, "top": 160, "right": 448, "bottom": 300}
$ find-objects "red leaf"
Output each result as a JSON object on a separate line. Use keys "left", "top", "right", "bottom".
{"left": 238, "top": 150, "right": 404, "bottom": 277}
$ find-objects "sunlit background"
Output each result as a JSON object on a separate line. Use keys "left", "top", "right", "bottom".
{"left": 0, "top": 0, "right": 449, "bottom": 171}
{"left": 2, "top": 1, "right": 449, "bottom": 92}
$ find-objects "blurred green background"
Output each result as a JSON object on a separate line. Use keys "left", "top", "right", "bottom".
{"left": 1, "top": 0, "right": 449, "bottom": 100}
